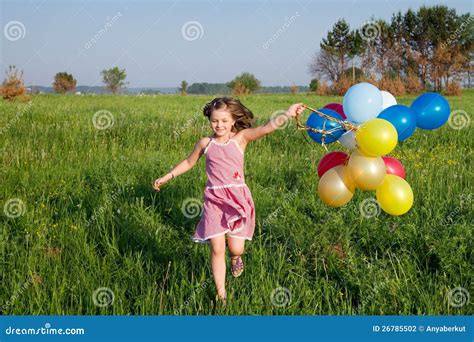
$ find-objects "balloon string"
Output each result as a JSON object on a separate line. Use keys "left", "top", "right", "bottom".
{"left": 295, "top": 120, "right": 342, "bottom": 149}
{"left": 299, "top": 104, "right": 358, "bottom": 131}
{"left": 293, "top": 104, "right": 354, "bottom": 148}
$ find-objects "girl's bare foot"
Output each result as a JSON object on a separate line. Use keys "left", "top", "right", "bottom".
{"left": 215, "top": 292, "right": 227, "bottom": 306}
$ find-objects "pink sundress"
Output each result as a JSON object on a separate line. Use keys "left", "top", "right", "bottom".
{"left": 193, "top": 136, "right": 256, "bottom": 243}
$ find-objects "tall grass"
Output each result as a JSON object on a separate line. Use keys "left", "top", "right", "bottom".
{"left": 1, "top": 92, "right": 472, "bottom": 315}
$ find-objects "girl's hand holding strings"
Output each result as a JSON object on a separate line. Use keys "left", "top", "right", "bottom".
{"left": 286, "top": 103, "right": 305, "bottom": 118}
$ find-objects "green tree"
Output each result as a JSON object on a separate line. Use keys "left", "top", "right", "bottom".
{"left": 370, "top": 19, "right": 395, "bottom": 78}
{"left": 52, "top": 72, "right": 77, "bottom": 94}
{"left": 178, "top": 80, "right": 188, "bottom": 96}
{"left": 188, "top": 83, "right": 230, "bottom": 95}
{"left": 311, "top": 19, "right": 362, "bottom": 82}
{"left": 320, "top": 19, "right": 353, "bottom": 79}
{"left": 389, "top": 11, "right": 405, "bottom": 79}
{"left": 101, "top": 67, "right": 127, "bottom": 94}
{"left": 402, "top": 6, "right": 471, "bottom": 89}
{"left": 309, "top": 78, "right": 319, "bottom": 92}
{"left": 348, "top": 29, "right": 365, "bottom": 81}
{"left": 312, "top": 5, "right": 471, "bottom": 91}
{"left": 227, "top": 72, "right": 261, "bottom": 95}
{"left": 342, "top": 67, "right": 364, "bottom": 81}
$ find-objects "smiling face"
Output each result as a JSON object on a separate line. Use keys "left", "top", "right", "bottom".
{"left": 209, "top": 108, "right": 236, "bottom": 137}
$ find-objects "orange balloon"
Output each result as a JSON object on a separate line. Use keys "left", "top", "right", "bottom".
{"left": 347, "top": 150, "right": 386, "bottom": 190}
{"left": 318, "top": 165, "right": 355, "bottom": 207}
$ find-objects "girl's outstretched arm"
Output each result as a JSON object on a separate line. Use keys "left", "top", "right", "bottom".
{"left": 240, "top": 103, "right": 305, "bottom": 143}
{"left": 153, "top": 138, "right": 209, "bottom": 191}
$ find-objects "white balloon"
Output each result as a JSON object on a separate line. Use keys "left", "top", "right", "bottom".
{"left": 381, "top": 91, "right": 397, "bottom": 110}
{"left": 338, "top": 130, "right": 357, "bottom": 150}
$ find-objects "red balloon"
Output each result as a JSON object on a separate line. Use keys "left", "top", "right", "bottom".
{"left": 382, "top": 156, "right": 406, "bottom": 179}
{"left": 317, "top": 151, "right": 349, "bottom": 177}
{"left": 323, "top": 103, "right": 347, "bottom": 120}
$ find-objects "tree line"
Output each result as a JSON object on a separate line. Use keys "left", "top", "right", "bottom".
{"left": 1, "top": 5, "right": 471, "bottom": 101}
{"left": 309, "top": 5, "right": 472, "bottom": 95}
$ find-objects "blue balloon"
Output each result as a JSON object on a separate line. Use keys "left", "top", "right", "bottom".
{"left": 377, "top": 105, "right": 417, "bottom": 141}
{"left": 306, "top": 108, "right": 346, "bottom": 144}
{"left": 343, "top": 82, "right": 383, "bottom": 124}
{"left": 410, "top": 92, "right": 451, "bottom": 130}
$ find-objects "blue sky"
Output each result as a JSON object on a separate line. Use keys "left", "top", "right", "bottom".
{"left": 1, "top": 0, "right": 472, "bottom": 87}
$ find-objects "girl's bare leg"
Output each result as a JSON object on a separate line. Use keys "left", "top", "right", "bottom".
{"left": 210, "top": 234, "right": 227, "bottom": 299}
{"left": 228, "top": 236, "right": 245, "bottom": 258}
{"left": 228, "top": 236, "right": 245, "bottom": 269}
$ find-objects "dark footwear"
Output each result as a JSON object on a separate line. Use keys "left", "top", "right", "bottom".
{"left": 231, "top": 256, "right": 244, "bottom": 278}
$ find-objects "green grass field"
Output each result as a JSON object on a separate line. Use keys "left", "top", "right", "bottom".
{"left": 1, "top": 91, "right": 472, "bottom": 315}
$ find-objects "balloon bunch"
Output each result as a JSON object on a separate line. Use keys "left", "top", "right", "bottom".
{"left": 296, "top": 82, "right": 451, "bottom": 216}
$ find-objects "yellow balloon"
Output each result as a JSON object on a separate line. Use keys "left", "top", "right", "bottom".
{"left": 376, "top": 174, "right": 414, "bottom": 216}
{"left": 356, "top": 118, "right": 398, "bottom": 157}
{"left": 347, "top": 150, "right": 386, "bottom": 190}
{"left": 318, "top": 165, "right": 355, "bottom": 208}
